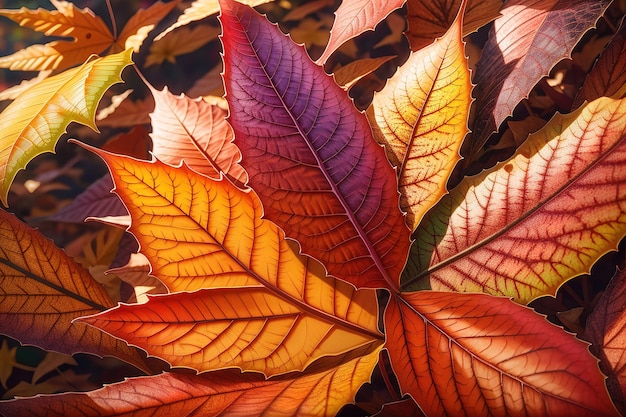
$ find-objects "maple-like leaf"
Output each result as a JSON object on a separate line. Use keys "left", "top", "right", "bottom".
{"left": 0, "top": 0, "right": 114, "bottom": 71}
{"left": 385, "top": 291, "right": 618, "bottom": 416}
{"left": 405, "top": 0, "right": 501, "bottom": 51}
{"left": 0, "top": 209, "right": 146, "bottom": 371}
{"left": 113, "top": 1, "right": 179, "bottom": 53}
{"left": 221, "top": 0, "right": 411, "bottom": 291}
{"left": 0, "top": 49, "right": 133, "bottom": 206}
{"left": 467, "top": 0, "right": 610, "bottom": 160}
{"left": 148, "top": 86, "right": 247, "bottom": 186}
{"left": 404, "top": 95, "right": 626, "bottom": 303}
{"left": 155, "top": 0, "right": 273, "bottom": 41}
{"left": 586, "top": 269, "right": 626, "bottom": 414}
{"left": 77, "top": 146, "right": 383, "bottom": 376}
{"left": 333, "top": 56, "right": 396, "bottom": 90}
{"left": 368, "top": 2, "right": 471, "bottom": 231}
{"left": 316, "top": 0, "right": 406, "bottom": 64}
{"left": 145, "top": 25, "right": 220, "bottom": 67}
{"left": 0, "top": 345, "right": 382, "bottom": 417}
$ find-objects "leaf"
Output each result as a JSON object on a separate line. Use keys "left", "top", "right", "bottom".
{"left": 148, "top": 86, "right": 248, "bottom": 186}
{"left": 316, "top": 0, "right": 406, "bottom": 64}
{"left": 0, "top": 0, "right": 114, "bottom": 71}
{"left": 0, "top": 340, "right": 35, "bottom": 390}
{"left": 385, "top": 291, "right": 618, "bottom": 416}
{"left": 368, "top": 3, "right": 471, "bottom": 231}
{"left": 406, "top": 0, "right": 502, "bottom": 51}
{"left": 0, "top": 49, "right": 133, "bottom": 206}
{"left": 0, "top": 71, "right": 52, "bottom": 102}
{"left": 0, "top": 209, "right": 145, "bottom": 370}
{"left": 107, "top": 253, "right": 167, "bottom": 304}
{"left": 2, "top": 370, "right": 98, "bottom": 400}
{"left": 403, "top": 96, "right": 626, "bottom": 303}
{"left": 95, "top": 94, "right": 154, "bottom": 128}
{"left": 145, "top": 25, "right": 220, "bottom": 67}
{"left": 0, "top": 345, "right": 382, "bottom": 417}
{"left": 467, "top": 0, "right": 610, "bottom": 160}
{"left": 31, "top": 352, "right": 77, "bottom": 384}
{"left": 573, "top": 18, "right": 626, "bottom": 108}
{"left": 586, "top": 269, "right": 626, "bottom": 414}
{"left": 333, "top": 55, "right": 396, "bottom": 90}
{"left": 114, "top": 1, "right": 180, "bottom": 53}
{"left": 78, "top": 146, "right": 383, "bottom": 375}
{"left": 155, "top": 0, "right": 273, "bottom": 41}
{"left": 221, "top": 0, "right": 411, "bottom": 291}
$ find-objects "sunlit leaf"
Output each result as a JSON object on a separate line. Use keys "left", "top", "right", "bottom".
{"left": 316, "top": 0, "right": 405, "bottom": 64}
{"left": 406, "top": 0, "right": 501, "bottom": 51}
{"left": 114, "top": 1, "right": 179, "bottom": 53}
{"left": 404, "top": 96, "right": 626, "bottom": 303}
{"left": 333, "top": 55, "right": 396, "bottom": 90}
{"left": 0, "top": 0, "right": 113, "bottom": 71}
{"left": 368, "top": 3, "right": 470, "bottom": 231}
{"left": 155, "top": 0, "right": 272, "bottom": 41}
{"left": 0, "top": 345, "right": 382, "bottom": 417}
{"left": 0, "top": 49, "right": 133, "bottom": 206}
{"left": 149, "top": 85, "right": 247, "bottom": 186}
{"left": 79, "top": 146, "right": 383, "bottom": 375}
{"left": 385, "top": 291, "right": 618, "bottom": 416}
{"left": 467, "top": 0, "right": 610, "bottom": 160}
{"left": 221, "top": 0, "right": 410, "bottom": 291}
{"left": 0, "top": 209, "right": 146, "bottom": 370}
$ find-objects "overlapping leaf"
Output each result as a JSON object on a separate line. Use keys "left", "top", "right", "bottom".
{"left": 149, "top": 86, "right": 247, "bottom": 186}
{"left": 316, "top": 0, "right": 406, "bottom": 64}
{"left": 113, "top": 1, "right": 180, "bottom": 53}
{"left": 221, "top": 0, "right": 411, "bottom": 291}
{"left": 384, "top": 291, "right": 618, "bottom": 416}
{"left": 0, "top": 209, "right": 145, "bottom": 370}
{"left": 0, "top": 49, "right": 133, "bottom": 206}
{"left": 368, "top": 3, "right": 471, "bottom": 231}
{"left": 406, "top": 0, "right": 501, "bottom": 51}
{"left": 468, "top": 0, "right": 610, "bottom": 160}
{"left": 79, "top": 147, "right": 382, "bottom": 375}
{"left": 404, "top": 95, "right": 626, "bottom": 303}
{"left": 0, "top": 345, "right": 382, "bottom": 417}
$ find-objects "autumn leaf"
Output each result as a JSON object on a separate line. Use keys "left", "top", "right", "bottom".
{"left": 145, "top": 25, "right": 220, "bottom": 67}
{"left": 148, "top": 85, "right": 247, "bottom": 186}
{"left": 76, "top": 146, "right": 383, "bottom": 376}
{"left": 384, "top": 291, "right": 618, "bottom": 416}
{"left": 368, "top": 2, "right": 471, "bottom": 231}
{"left": 221, "top": 0, "right": 411, "bottom": 291}
{"left": 586, "top": 269, "right": 626, "bottom": 414}
{"left": 573, "top": 18, "right": 626, "bottom": 108}
{"left": 0, "top": 0, "right": 114, "bottom": 71}
{"left": 113, "top": 1, "right": 180, "bottom": 53}
{"left": 316, "top": 0, "right": 406, "bottom": 64}
{"left": 333, "top": 55, "right": 396, "bottom": 90}
{"left": 405, "top": 0, "right": 501, "bottom": 51}
{"left": 155, "top": 0, "right": 273, "bottom": 40}
{"left": 0, "top": 49, "right": 133, "bottom": 206}
{"left": 0, "top": 345, "right": 382, "bottom": 417}
{"left": 467, "top": 0, "right": 610, "bottom": 160}
{"left": 404, "top": 95, "right": 626, "bottom": 304}
{"left": 0, "top": 209, "right": 146, "bottom": 371}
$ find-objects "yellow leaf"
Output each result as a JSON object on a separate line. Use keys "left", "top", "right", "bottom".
{"left": 0, "top": 0, "right": 114, "bottom": 71}
{"left": 368, "top": 4, "right": 471, "bottom": 231}
{"left": 145, "top": 25, "right": 220, "bottom": 67}
{"left": 0, "top": 49, "right": 133, "bottom": 206}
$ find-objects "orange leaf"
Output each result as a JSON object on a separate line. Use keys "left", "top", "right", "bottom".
{"left": 404, "top": 95, "right": 626, "bottom": 303}
{"left": 148, "top": 86, "right": 247, "bottom": 186}
{"left": 0, "top": 209, "right": 145, "bottom": 370}
{"left": 385, "top": 291, "right": 618, "bottom": 416}
{"left": 406, "top": 0, "right": 501, "bottom": 51}
{"left": 0, "top": 345, "right": 382, "bottom": 417}
{"left": 333, "top": 55, "right": 396, "bottom": 90}
{"left": 368, "top": 3, "right": 471, "bottom": 231}
{"left": 145, "top": 25, "right": 220, "bottom": 67}
{"left": 77, "top": 146, "right": 382, "bottom": 375}
{"left": 114, "top": 1, "right": 180, "bottom": 53}
{"left": 0, "top": 0, "right": 113, "bottom": 71}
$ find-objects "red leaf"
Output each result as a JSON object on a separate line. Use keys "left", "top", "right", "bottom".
{"left": 385, "top": 291, "right": 618, "bottom": 416}
{"left": 220, "top": 0, "right": 410, "bottom": 291}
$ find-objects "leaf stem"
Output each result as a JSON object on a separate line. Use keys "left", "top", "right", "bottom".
{"left": 105, "top": 0, "right": 118, "bottom": 39}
